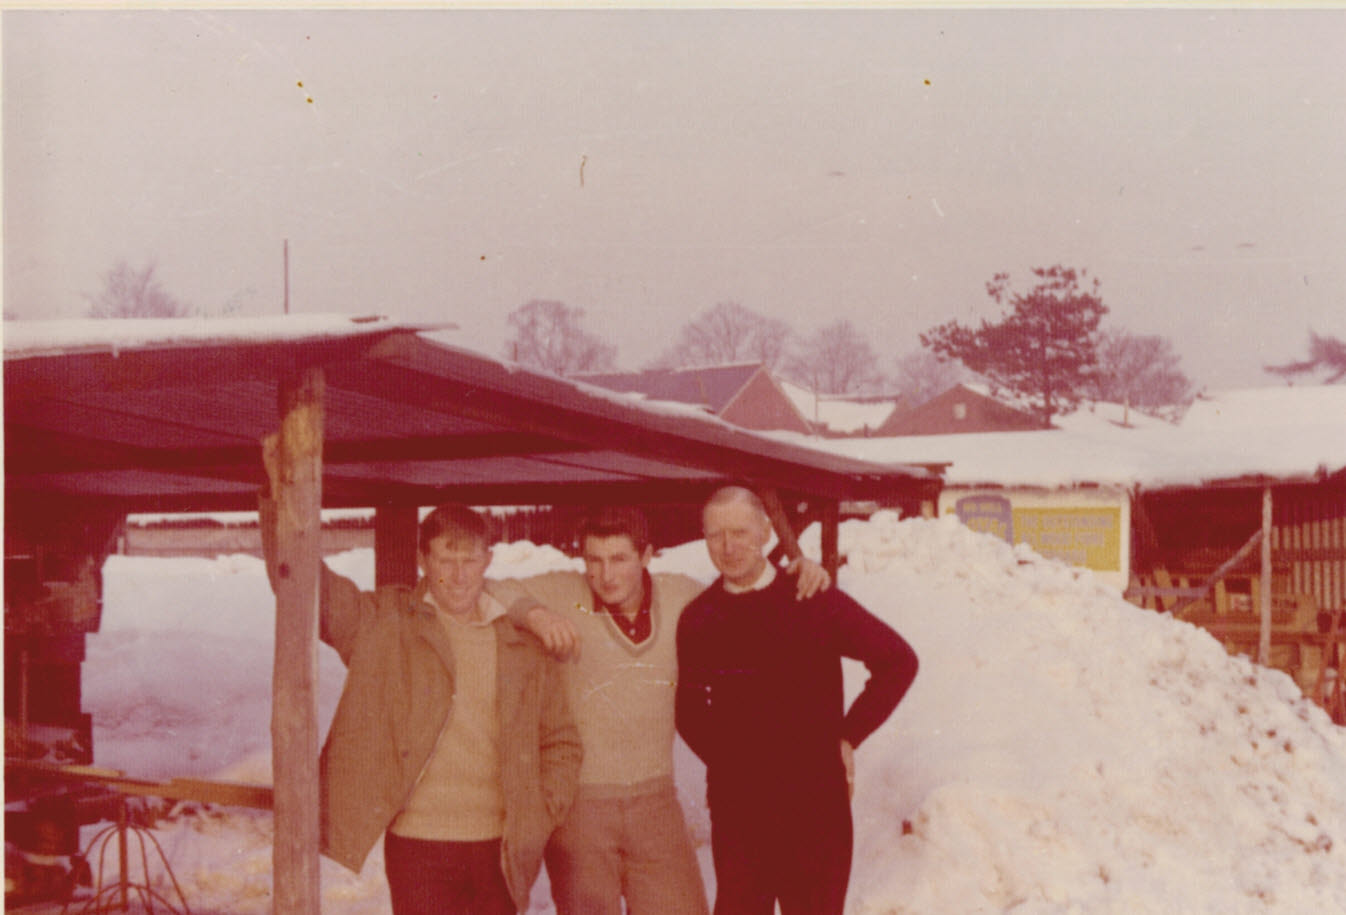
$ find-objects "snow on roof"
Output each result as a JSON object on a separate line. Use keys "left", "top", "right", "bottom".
{"left": 796, "top": 386, "right": 1345, "bottom": 489}
{"left": 1051, "top": 400, "right": 1176, "bottom": 434}
{"left": 779, "top": 379, "right": 900, "bottom": 433}
{"left": 1181, "top": 385, "right": 1346, "bottom": 431}
{"left": 572, "top": 363, "right": 763, "bottom": 413}
{"left": 2, "top": 315, "right": 449, "bottom": 360}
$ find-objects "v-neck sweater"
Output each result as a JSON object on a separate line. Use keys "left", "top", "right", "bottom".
{"left": 490, "top": 571, "right": 705, "bottom": 790}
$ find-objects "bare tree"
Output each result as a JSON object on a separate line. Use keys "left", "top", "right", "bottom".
{"left": 504, "top": 299, "right": 617, "bottom": 376}
{"left": 1091, "top": 328, "right": 1193, "bottom": 415}
{"left": 1266, "top": 331, "right": 1346, "bottom": 384}
{"left": 651, "top": 302, "right": 791, "bottom": 370}
{"left": 86, "top": 259, "right": 191, "bottom": 318}
{"left": 783, "top": 319, "right": 885, "bottom": 395}
{"left": 891, "top": 349, "right": 969, "bottom": 406}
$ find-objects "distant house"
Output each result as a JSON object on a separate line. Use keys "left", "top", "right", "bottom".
{"left": 876, "top": 383, "right": 1043, "bottom": 436}
{"left": 778, "top": 379, "right": 906, "bottom": 437}
{"left": 818, "top": 385, "right": 1346, "bottom": 718}
{"left": 573, "top": 363, "right": 813, "bottom": 435}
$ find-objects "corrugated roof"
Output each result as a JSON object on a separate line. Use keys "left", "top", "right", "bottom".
{"left": 5, "top": 320, "right": 939, "bottom": 513}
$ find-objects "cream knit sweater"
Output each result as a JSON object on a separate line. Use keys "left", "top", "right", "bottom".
{"left": 491, "top": 571, "right": 704, "bottom": 790}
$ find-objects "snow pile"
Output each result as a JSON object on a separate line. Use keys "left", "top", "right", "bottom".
{"left": 77, "top": 515, "right": 1346, "bottom": 913}
{"left": 820, "top": 516, "right": 1346, "bottom": 913}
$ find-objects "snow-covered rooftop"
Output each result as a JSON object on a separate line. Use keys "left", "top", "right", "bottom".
{"left": 1181, "top": 385, "right": 1346, "bottom": 431}
{"left": 779, "top": 379, "right": 901, "bottom": 434}
{"left": 792, "top": 386, "right": 1346, "bottom": 490}
{"left": 1, "top": 315, "right": 447, "bottom": 359}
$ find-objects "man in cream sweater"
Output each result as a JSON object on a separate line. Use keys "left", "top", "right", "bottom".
{"left": 490, "top": 506, "right": 828, "bottom": 915}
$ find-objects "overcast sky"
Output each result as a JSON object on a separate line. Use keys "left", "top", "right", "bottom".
{"left": 4, "top": 6, "right": 1344, "bottom": 392}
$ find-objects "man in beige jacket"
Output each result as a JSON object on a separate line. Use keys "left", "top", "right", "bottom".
{"left": 260, "top": 441, "right": 581, "bottom": 914}
{"left": 491, "top": 506, "right": 828, "bottom": 915}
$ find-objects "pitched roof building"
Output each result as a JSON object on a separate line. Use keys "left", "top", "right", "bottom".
{"left": 876, "top": 383, "right": 1044, "bottom": 436}
{"left": 573, "top": 362, "right": 813, "bottom": 435}
{"left": 778, "top": 379, "right": 906, "bottom": 437}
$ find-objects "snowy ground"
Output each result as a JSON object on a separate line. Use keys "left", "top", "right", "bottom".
{"left": 66, "top": 514, "right": 1346, "bottom": 913}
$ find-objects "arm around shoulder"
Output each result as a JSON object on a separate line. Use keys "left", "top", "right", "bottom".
{"left": 485, "top": 572, "right": 589, "bottom": 659}
{"left": 536, "top": 652, "right": 582, "bottom": 826}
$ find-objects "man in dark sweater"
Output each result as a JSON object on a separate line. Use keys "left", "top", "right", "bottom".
{"left": 675, "top": 486, "right": 919, "bottom": 915}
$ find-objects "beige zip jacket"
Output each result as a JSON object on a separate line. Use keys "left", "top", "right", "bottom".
{"left": 260, "top": 497, "right": 582, "bottom": 911}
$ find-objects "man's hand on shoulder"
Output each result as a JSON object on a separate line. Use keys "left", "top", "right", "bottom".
{"left": 525, "top": 605, "right": 580, "bottom": 661}
{"left": 787, "top": 556, "right": 832, "bottom": 601}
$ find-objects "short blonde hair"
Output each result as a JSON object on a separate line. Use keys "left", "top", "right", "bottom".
{"left": 703, "top": 486, "right": 769, "bottom": 523}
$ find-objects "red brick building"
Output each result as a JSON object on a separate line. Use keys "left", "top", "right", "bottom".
{"left": 876, "top": 383, "right": 1043, "bottom": 436}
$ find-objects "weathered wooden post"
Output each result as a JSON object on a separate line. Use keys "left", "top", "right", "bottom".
{"left": 756, "top": 488, "right": 843, "bottom": 578}
{"left": 271, "top": 367, "right": 324, "bottom": 914}
{"left": 1259, "top": 486, "right": 1273, "bottom": 666}
{"left": 820, "top": 500, "right": 841, "bottom": 580}
{"left": 757, "top": 487, "right": 803, "bottom": 563}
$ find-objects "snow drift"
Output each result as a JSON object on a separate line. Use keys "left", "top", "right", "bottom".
{"left": 74, "top": 514, "right": 1346, "bottom": 913}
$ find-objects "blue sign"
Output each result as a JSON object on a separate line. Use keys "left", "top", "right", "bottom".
{"left": 955, "top": 494, "right": 1014, "bottom": 544}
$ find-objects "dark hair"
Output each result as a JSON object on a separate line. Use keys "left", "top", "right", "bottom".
{"left": 577, "top": 506, "right": 652, "bottom": 554}
{"left": 419, "top": 504, "right": 493, "bottom": 554}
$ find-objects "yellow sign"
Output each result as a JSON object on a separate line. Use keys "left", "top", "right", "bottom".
{"left": 1011, "top": 507, "right": 1121, "bottom": 571}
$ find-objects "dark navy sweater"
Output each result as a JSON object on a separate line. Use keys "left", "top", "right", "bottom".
{"left": 675, "top": 572, "right": 918, "bottom": 809}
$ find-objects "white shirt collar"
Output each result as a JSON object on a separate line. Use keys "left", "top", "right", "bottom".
{"left": 723, "top": 561, "right": 777, "bottom": 594}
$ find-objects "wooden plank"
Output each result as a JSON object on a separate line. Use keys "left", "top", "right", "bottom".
{"left": 4, "top": 761, "right": 274, "bottom": 810}
{"left": 1167, "top": 528, "right": 1265, "bottom": 616}
{"left": 1260, "top": 487, "right": 1273, "bottom": 665}
{"left": 270, "top": 367, "right": 324, "bottom": 915}
{"left": 165, "top": 777, "right": 274, "bottom": 810}
{"left": 1124, "top": 585, "right": 1210, "bottom": 601}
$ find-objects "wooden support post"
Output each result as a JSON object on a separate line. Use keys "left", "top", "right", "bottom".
{"left": 1259, "top": 486, "right": 1273, "bottom": 666}
{"left": 271, "top": 367, "right": 324, "bottom": 915}
{"left": 756, "top": 487, "right": 803, "bottom": 563}
{"left": 375, "top": 504, "right": 420, "bottom": 588}
{"left": 820, "top": 500, "right": 841, "bottom": 580}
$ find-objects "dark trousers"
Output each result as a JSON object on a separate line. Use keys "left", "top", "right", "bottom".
{"left": 384, "top": 832, "right": 516, "bottom": 915}
{"left": 708, "top": 785, "right": 852, "bottom": 915}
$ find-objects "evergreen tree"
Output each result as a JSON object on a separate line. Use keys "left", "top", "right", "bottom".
{"left": 921, "top": 265, "right": 1107, "bottom": 427}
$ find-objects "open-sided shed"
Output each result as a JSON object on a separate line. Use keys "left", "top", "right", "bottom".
{"left": 4, "top": 316, "right": 940, "bottom": 912}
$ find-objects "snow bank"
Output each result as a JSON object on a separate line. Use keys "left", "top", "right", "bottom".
{"left": 76, "top": 515, "right": 1346, "bottom": 912}
{"left": 820, "top": 516, "right": 1346, "bottom": 914}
